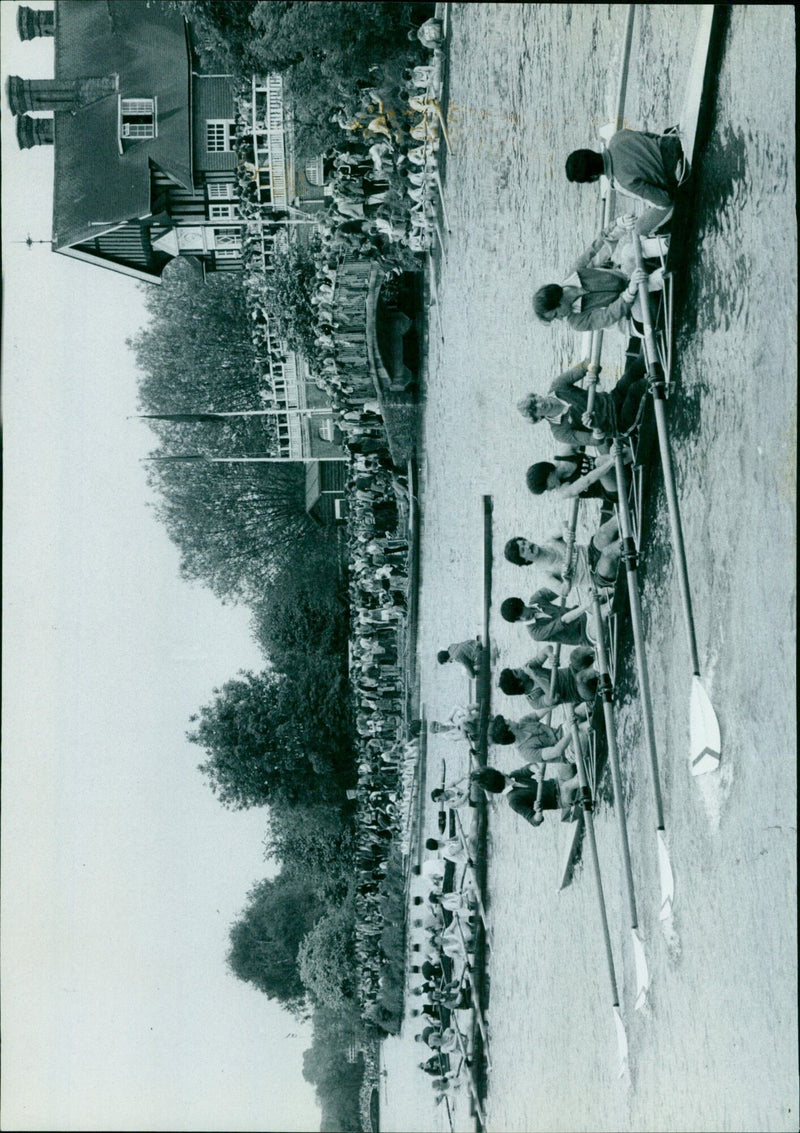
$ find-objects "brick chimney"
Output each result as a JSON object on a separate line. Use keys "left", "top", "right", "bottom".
{"left": 7, "top": 75, "right": 117, "bottom": 116}
{"left": 16, "top": 113, "right": 55, "bottom": 148}
{"left": 17, "top": 6, "right": 55, "bottom": 39}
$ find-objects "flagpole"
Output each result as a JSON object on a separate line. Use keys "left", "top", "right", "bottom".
{"left": 144, "top": 453, "right": 349, "bottom": 464}
{"left": 136, "top": 408, "right": 334, "bottom": 420}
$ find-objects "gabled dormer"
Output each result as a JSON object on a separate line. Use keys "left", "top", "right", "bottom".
{"left": 118, "top": 96, "right": 158, "bottom": 151}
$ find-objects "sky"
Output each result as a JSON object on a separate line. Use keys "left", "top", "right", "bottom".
{"left": 1, "top": 5, "right": 322, "bottom": 1130}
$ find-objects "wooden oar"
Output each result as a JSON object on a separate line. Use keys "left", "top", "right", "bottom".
{"left": 437, "top": 758, "right": 447, "bottom": 832}
{"left": 565, "top": 703, "right": 628, "bottom": 1077}
{"left": 610, "top": 437, "right": 674, "bottom": 924}
{"left": 583, "top": 553, "right": 649, "bottom": 1005}
{"left": 631, "top": 235, "right": 721, "bottom": 775}
{"left": 547, "top": 495, "right": 581, "bottom": 705}
{"left": 451, "top": 1023, "right": 486, "bottom": 1126}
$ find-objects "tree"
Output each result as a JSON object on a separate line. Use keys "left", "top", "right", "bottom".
{"left": 264, "top": 802, "right": 355, "bottom": 898}
{"left": 171, "top": 1, "right": 428, "bottom": 153}
{"left": 249, "top": 539, "right": 355, "bottom": 780}
{"left": 145, "top": 454, "right": 317, "bottom": 603}
{"left": 252, "top": 242, "right": 322, "bottom": 370}
{"left": 251, "top": 534, "right": 349, "bottom": 662}
{"left": 129, "top": 257, "right": 325, "bottom": 603}
{"left": 129, "top": 258, "right": 260, "bottom": 415}
{"left": 188, "top": 669, "right": 335, "bottom": 808}
{"left": 302, "top": 1006, "right": 365, "bottom": 1133}
{"left": 297, "top": 896, "right": 357, "bottom": 1012}
{"left": 228, "top": 873, "right": 322, "bottom": 1004}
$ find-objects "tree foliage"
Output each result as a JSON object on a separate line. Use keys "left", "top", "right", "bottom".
{"left": 264, "top": 803, "right": 355, "bottom": 899}
{"left": 302, "top": 1007, "right": 365, "bottom": 1133}
{"left": 174, "top": 1, "right": 428, "bottom": 153}
{"left": 144, "top": 455, "right": 316, "bottom": 603}
{"left": 252, "top": 242, "right": 322, "bottom": 370}
{"left": 251, "top": 534, "right": 349, "bottom": 662}
{"left": 128, "top": 258, "right": 324, "bottom": 603}
{"left": 130, "top": 258, "right": 259, "bottom": 414}
{"left": 188, "top": 669, "right": 334, "bottom": 808}
{"left": 297, "top": 896, "right": 357, "bottom": 1012}
{"left": 227, "top": 873, "right": 322, "bottom": 1004}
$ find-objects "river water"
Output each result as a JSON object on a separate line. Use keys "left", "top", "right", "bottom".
{"left": 381, "top": 5, "right": 796, "bottom": 1132}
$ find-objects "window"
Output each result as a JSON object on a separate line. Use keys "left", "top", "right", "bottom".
{"left": 120, "top": 97, "right": 156, "bottom": 140}
{"left": 206, "top": 120, "right": 235, "bottom": 153}
{"left": 213, "top": 227, "right": 242, "bottom": 260}
{"left": 207, "top": 183, "right": 235, "bottom": 200}
{"left": 208, "top": 203, "right": 239, "bottom": 220}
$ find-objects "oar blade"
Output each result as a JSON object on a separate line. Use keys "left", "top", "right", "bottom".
{"left": 657, "top": 830, "right": 675, "bottom": 921}
{"left": 690, "top": 675, "right": 721, "bottom": 775}
{"left": 632, "top": 928, "right": 650, "bottom": 1011}
{"left": 614, "top": 1006, "right": 629, "bottom": 1078}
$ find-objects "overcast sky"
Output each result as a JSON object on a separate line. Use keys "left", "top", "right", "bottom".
{"left": 1, "top": 6, "right": 321, "bottom": 1129}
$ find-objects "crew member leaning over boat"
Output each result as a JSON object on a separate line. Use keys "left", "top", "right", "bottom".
{"left": 525, "top": 647, "right": 600, "bottom": 707}
{"left": 498, "top": 661, "right": 592, "bottom": 721}
{"left": 533, "top": 215, "right": 662, "bottom": 333}
{"left": 488, "top": 712, "right": 566, "bottom": 761}
{"left": 500, "top": 589, "right": 592, "bottom": 648}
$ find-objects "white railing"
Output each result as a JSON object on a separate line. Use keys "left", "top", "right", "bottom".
{"left": 250, "top": 75, "right": 288, "bottom": 210}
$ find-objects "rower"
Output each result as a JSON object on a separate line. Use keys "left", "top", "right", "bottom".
{"left": 503, "top": 515, "right": 621, "bottom": 592}
{"left": 533, "top": 243, "right": 647, "bottom": 334}
{"left": 499, "top": 588, "right": 593, "bottom": 648}
{"left": 525, "top": 446, "right": 621, "bottom": 504}
{"left": 565, "top": 126, "right": 687, "bottom": 238}
{"left": 488, "top": 712, "right": 574, "bottom": 765}
{"left": 517, "top": 351, "right": 649, "bottom": 444}
{"left": 471, "top": 765, "right": 582, "bottom": 828}
{"left": 522, "top": 648, "right": 600, "bottom": 708}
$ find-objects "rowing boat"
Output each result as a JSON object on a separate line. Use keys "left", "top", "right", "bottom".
{"left": 559, "top": 3, "right": 725, "bottom": 888}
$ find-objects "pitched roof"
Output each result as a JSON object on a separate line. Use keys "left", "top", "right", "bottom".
{"left": 52, "top": 0, "right": 192, "bottom": 252}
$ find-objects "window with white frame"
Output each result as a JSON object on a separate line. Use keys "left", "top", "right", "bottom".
{"left": 213, "top": 227, "right": 242, "bottom": 259}
{"left": 208, "top": 203, "right": 239, "bottom": 220}
{"left": 207, "top": 183, "right": 235, "bottom": 200}
{"left": 206, "top": 120, "right": 235, "bottom": 153}
{"left": 120, "top": 97, "right": 156, "bottom": 139}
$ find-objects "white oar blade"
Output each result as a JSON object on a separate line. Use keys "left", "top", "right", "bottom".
{"left": 690, "top": 675, "right": 721, "bottom": 775}
{"left": 658, "top": 830, "right": 675, "bottom": 921}
{"left": 614, "top": 1007, "right": 629, "bottom": 1078}
{"left": 632, "top": 928, "right": 650, "bottom": 1011}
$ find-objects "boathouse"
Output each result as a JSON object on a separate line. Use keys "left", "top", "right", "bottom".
{"left": 7, "top": 2, "right": 322, "bottom": 281}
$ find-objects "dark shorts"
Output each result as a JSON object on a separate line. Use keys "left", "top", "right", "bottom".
{"left": 588, "top": 536, "right": 617, "bottom": 586}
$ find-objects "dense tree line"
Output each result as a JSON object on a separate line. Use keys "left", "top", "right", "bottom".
{"left": 227, "top": 873, "right": 323, "bottom": 1004}
{"left": 130, "top": 259, "right": 324, "bottom": 602}
{"left": 303, "top": 1006, "right": 365, "bottom": 1133}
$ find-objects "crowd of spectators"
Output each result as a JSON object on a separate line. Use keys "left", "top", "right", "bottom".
{"left": 315, "top": 29, "right": 447, "bottom": 265}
